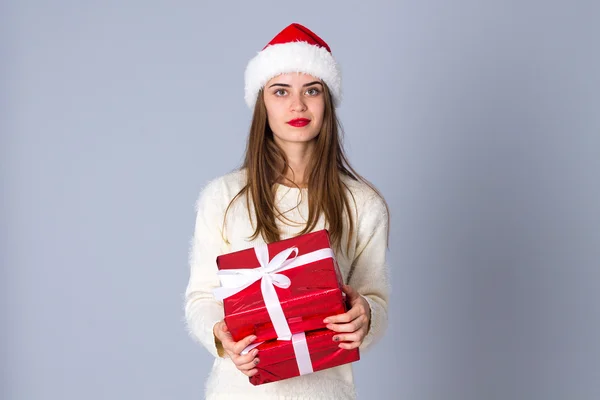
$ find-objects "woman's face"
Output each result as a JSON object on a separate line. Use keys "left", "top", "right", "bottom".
{"left": 263, "top": 73, "right": 325, "bottom": 147}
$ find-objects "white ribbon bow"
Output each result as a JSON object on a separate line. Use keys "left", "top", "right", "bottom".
{"left": 213, "top": 243, "right": 334, "bottom": 340}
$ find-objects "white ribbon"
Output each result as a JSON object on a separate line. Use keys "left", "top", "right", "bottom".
{"left": 241, "top": 332, "right": 314, "bottom": 376}
{"left": 241, "top": 341, "right": 263, "bottom": 356}
{"left": 291, "top": 332, "right": 314, "bottom": 375}
{"left": 213, "top": 244, "right": 334, "bottom": 340}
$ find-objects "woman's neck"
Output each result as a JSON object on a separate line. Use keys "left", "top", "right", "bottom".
{"left": 276, "top": 140, "right": 315, "bottom": 187}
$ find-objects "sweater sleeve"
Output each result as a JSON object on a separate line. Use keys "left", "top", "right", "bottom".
{"left": 183, "top": 180, "right": 228, "bottom": 358}
{"left": 347, "top": 193, "right": 390, "bottom": 353}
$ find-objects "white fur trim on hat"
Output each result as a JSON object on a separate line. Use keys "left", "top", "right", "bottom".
{"left": 244, "top": 41, "right": 342, "bottom": 110}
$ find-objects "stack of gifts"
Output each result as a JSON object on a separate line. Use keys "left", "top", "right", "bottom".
{"left": 212, "top": 229, "right": 360, "bottom": 385}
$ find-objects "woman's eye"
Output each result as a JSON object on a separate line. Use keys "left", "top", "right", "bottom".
{"left": 306, "top": 88, "right": 320, "bottom": 96}
{"left": 275, "top": 89, "right": 287, "bottom": 96}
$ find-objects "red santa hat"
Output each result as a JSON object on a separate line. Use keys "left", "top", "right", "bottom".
{"left": 244, "top": 23, "right": 342, "bottom": 110}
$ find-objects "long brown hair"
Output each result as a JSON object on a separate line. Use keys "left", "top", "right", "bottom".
{"left": 223, "top": 81, "right": 389, "bottom": 254}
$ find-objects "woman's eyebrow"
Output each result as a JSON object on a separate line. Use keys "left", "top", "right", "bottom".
{"left": 268, "top": 81, "right": 323, "bottom": 88}
{"left": 302, "top": 81, "right": 323, "bottom": 87}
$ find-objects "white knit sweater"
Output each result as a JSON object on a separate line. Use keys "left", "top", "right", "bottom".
{"left": 184, "top": 169, "right": 390, "bottom": 400}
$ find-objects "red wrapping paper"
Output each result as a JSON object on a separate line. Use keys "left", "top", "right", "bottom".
{"left": 249, "top": 328, "right": 360, "bottom": 385}
{"left": 216, "top": 230, "right": 347, "bottom": 343}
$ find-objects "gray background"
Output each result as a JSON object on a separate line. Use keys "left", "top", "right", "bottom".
{"left": 3, "top": 1, "right": 600, "bottom": 399}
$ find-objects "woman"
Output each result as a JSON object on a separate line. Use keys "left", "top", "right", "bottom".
{"left": 184, "top": 23, "right": 390, "bottom": 399}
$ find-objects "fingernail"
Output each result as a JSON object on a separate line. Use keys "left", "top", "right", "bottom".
{"left": 333, "top": 336, "right": 339, "bottom": 342}
{"left": 323, "top": 318, "right": 330, "bottom": 323}
{"left": 254, "top": 358, "right": 260, "bottom": 365}
{"left": 252, "top": 349, "right": 259, "bottom": 356}
{"left": 250, "top": 335, "right": 257, "bottom": 341}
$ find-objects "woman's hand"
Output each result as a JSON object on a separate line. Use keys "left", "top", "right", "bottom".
{"left": 324, "top": 284, "right": 371, "bottom": 349}
{"left": 213, "top": 320, "right": 260, "bottom": 377}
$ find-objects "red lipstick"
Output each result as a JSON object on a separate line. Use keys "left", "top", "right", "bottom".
{"left": 287, "top": 118, "right": 311, "bottom": 127}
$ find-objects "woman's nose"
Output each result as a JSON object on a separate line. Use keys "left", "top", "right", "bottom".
{"left": 290, "top": 94, "right": 307, "bottom": 112}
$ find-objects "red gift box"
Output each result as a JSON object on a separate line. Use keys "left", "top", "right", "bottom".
{"left": 214, "top": 230, "right": 347, "bottom": 343}
{"left": 243, "top": 329, "right": 360, "bottom": 385}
